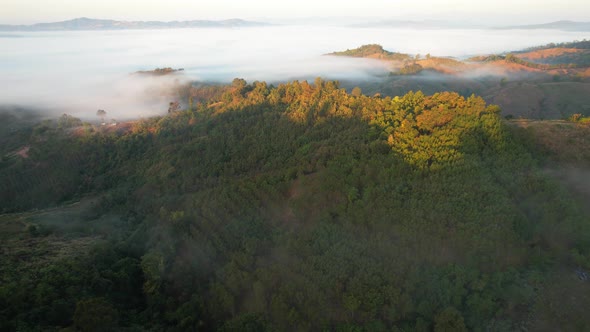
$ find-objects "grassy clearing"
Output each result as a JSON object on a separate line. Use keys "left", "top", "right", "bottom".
{"left": 508, "top": 119, "right": 590, "bottom": 166}
{"left": 0, "top": 196, "right": 120, "bottom": 277}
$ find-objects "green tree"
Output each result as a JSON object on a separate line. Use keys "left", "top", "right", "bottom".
{"left": 73, "top": 298, "right": 118, "bottom": 332}
{"left": 434, "top": 307, "right": 467, "bottom": 332}
{"left": 221, "top": 313, "right": 270, "bottom": 332}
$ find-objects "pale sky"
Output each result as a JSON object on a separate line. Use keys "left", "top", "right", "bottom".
{"left": 1, "top": 0, "right": 589, "bottom": 25}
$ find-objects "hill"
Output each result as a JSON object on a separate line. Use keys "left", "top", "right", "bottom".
{"left": 334, "top": 44, "right": 590, "bottom": 75}
{"left": 1, "top": 79, "right": 589, "bottom": 331}
{"left": 0, "top": 17, "right": 270, "bottom": 31}
{"left": 349, "top": 19, "right": 481, "bottom": 29}
{"left": 134, "top": 67, "right": 185, "bottom": 76}
{"left": 348, "top": 20, "right": 590, "bottom": 31}
{"left": 495, "top": 20, "right": 590, "bottom": 31}
{"left": 331, "top": 43, "right": 590, "bottom": 119}
{"left": 519, "top": 40, "right": 590, "bottom": 52}
{"left": 512, "top": 40, "right": 590, "bottom": 67}
{"left": 517, "top": 48, "right": 589, "bottom": 65}
{"left": 327, "top": 44, "right": 411, "bottom": 61}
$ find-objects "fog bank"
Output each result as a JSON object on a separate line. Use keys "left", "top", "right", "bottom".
{"left": 0, "top": 26, "right": 587, "bottom": 119}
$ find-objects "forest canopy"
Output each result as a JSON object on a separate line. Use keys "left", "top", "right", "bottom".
{"left": 1, "top": 79, "right": 589, "bottom": 331}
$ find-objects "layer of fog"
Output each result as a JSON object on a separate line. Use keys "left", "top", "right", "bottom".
{"left": 0, "top": 26, "right": 587, "bottom": 120}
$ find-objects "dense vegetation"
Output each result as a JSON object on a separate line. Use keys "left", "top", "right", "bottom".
{"left": 329, "top": 44, "right": 411, "bottom": 62}
{"left": 520, "top": 39, "right": 590, "bottom": 51}
{"left": 136, "top": 67, "right": 185, "bottom": 76}
{"left": 1, "top": 79, "right": 590, "bottom": 331}
{"left": 392, "top": 63, "right": 424, "bottom": 76}
{"left": 331, "top": 43, "right": 590, "bottom": 120}
{"left": 504, "top": 53, "right": 586, "bottom": 69}
{"left": 470, "top": 53, "right": 588, "bottom": 69}
{"left": 471, "top": 39, "right": 590, "bottom": 68}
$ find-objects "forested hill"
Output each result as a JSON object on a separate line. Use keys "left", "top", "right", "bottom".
{"left": 1, "top": 79, "right": 590, "bottom": 331}
{"left": 328, "top": 44, "right": 411, "bottom": 61}
{"left": 329, "top": 43, "right": 590, "bottom": 120}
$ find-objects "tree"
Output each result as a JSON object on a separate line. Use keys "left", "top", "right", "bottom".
{"left": 343, "top": 293, "right": 361, "bottom": 319}
{"left": 434, "top": 307, "right": 467, "bottom": 332}
{"left": 351, "top": 87, "right": 362, "bottom": 97}
{"left": 74, "top": 298, "right": 118, "bottom": 332}
{"left": 168, "top": 101, "right": 180, "bottom": 113}
{"left": 96, "top": 109, "right": 107, "bottom": 123}
{"left": 58, "top": 114, "right": 82, "bottom": 128}
{"left": 221, "top": 313, "right": 270, "bottom": 332}
{"left": 569, "top": 113, "right": 583, "bottom": 122}
{"left": 232, "top": 78, "right": 247, "bottom": 89}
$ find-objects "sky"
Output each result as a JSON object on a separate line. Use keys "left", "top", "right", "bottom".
{"left": 1, "top": 0, "right": 589, "bottom": 25}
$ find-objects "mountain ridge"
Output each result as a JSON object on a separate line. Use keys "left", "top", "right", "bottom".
{"left": 495, "top": 20, "right": 590, "bottom": 31}
{"left": 347, "top": 19, "right": 590, "bottom": 31}
{"left": 0, "top": 17, "right": 271, "bottom": 31}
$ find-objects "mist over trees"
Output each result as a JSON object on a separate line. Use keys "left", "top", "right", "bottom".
{"left": 1, "top": 79, "right": 589, "bottom": 331}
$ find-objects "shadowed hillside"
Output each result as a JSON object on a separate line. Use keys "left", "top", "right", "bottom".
{"left": 1, "top": 79, "right": 589, "bottom": 331}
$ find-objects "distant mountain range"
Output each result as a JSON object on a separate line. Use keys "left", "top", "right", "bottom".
{"left": 495, "top": 20, "right": 590, "bottom": 31}
{"left": 1, "top": 17, "right": 588, "bottom": 32}
{"left": 0, "top": 17, "right": 271, "bottom": 31}
{"left": 350, "top": 20, "right": 483, "bottom": 29}
{"left": 350, "top": 19, "right": 590, "bottom": 31}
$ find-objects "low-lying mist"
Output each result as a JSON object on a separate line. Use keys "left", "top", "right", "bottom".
{"left": 1, "top": 73, "right": 193, "bottom": 121}
{"left": 0, "top": 26, "right": 587, "bottom": 120}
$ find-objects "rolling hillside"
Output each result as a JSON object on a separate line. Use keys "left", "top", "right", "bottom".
{"left": 1, "top": 80, "right": 589, "bottom": 330}
{"left": 331, "top": 44, "right": 590, "bottom": 119}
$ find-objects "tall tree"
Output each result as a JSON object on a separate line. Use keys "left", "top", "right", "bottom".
{"left": 96, "top": 109, "right": 107, "bottom": 123}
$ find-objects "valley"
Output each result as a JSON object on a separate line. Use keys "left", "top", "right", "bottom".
{"left": 1, "top": 7, "right": 590, "bottom": 328}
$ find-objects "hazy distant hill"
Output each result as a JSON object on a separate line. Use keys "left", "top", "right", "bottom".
{"left": 350, "top": 19, "right": 482, "bottom": 29}
{"left": 327, "top": 44, "right": 411, "bottom": 61}
{"left": 0, "top": 17, "right": 271, "bottom": 31}
{"left": 496, "top": 20, "right": 590, "bottom": 31}
{"left": 349, "top": 19, "right": 590, "bottom": 31}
